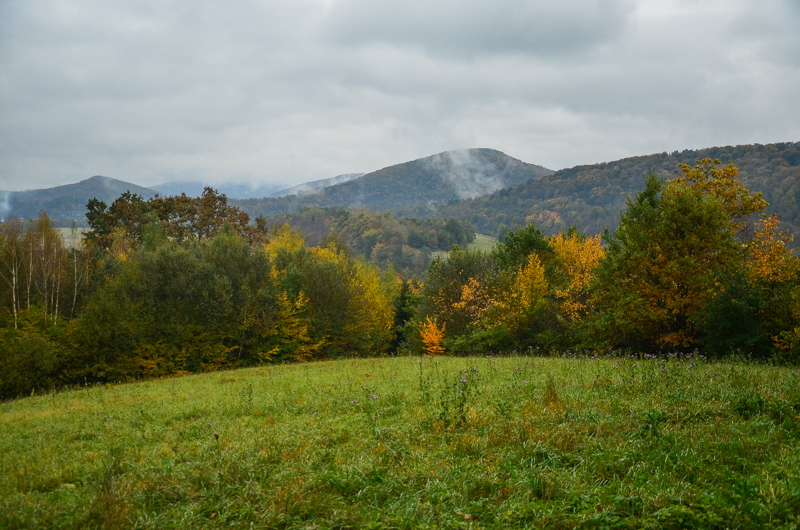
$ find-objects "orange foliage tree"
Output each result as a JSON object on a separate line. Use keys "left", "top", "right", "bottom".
{"left": 419, "top": 316, "right": 446, "bottom": 356}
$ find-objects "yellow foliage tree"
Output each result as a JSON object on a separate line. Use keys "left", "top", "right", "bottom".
{"left": 514, "top": 254, "right": 549, "bottom": 313}
{"left": 670, "top": 158, "right": 767, "bottom": 235}
{"left": 746, "top": 214, "right": 800, "bottom": 354}
{"left": 747, "top": 214, "right": 797, "bottom": 285}
{"left": 420, "top": 316, "right": 446, "bottom": 356}
{"left": 265, "top": 226, "right": 395, "bottom": 356}
{"left": 550, "top": 232, "right": 604, "bottom": 322}
{"left": 480, "top": 254, "right": 549, "bottom": 331}
{"left": 263, "top": 222, "right": 305, "bottom": 258}
{"left": 452, "top": 276, "right": 496, "bottom": 324}
{"left": 264, "top": 291, "right": 324, "bottom": 363}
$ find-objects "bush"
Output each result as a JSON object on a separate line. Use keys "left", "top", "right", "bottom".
{"left": 0, "top": 329, "right": 61, "bottom": 399}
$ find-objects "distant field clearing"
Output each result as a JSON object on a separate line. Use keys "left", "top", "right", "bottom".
{"left": 56, "top": 227, "right": 87, "bottom": 249}
{"left": 467, "top": 233, "right": 498, "bottom": 252}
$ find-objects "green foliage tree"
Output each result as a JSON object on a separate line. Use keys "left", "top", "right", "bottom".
{"left": 588, "top": 174, "right": 743, "bottom": 350}
{"left": 389, "top": 277, "right": 418, "bottom": 353}
{"left": 492, "top": 223, "right": 553, "bottom": 271}
{"left": 496, "top": 222, "right": 509, "bottom": 243}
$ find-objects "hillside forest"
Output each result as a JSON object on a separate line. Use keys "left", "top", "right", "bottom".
{"left": 233, "top": 148, "right": 553, "bottom": 217}
{"left": 2, "top": 159, "right": 800, "bottom": 399}
{"left": 433, "top": 142, "right": 800, "bottom": 242}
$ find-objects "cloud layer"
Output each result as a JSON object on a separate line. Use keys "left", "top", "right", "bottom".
{"left": 1, "top": 0, "right": 798, "bottom": 191}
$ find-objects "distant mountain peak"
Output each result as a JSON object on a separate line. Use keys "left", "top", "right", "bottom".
{"left": 231, "top": 148, "right": 553, "bottom": 217}
{"left": 1, "top": 176, "right": 159, "bottom": 224}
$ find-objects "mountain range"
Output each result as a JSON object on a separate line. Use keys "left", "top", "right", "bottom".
{"left": 0, "top": 176, "right": 158, "bottom": 223}
{"left": 431, "top": 142, "right": 800, "bottom": 240}
{"left": 233, "top": 148, "right": 554, "bottom": 217}
{"left": 3, "top": 142, "right": 799, "bottom": 243}
{"left": 270, "top": 173, "right": 365, "bottom": 198}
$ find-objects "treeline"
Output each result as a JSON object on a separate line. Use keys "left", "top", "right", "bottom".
{"left": 418, "top": 159, "right": 800, "bottom": 359}
{"left": 268, "top": 207, "right": 475, "bottom": 276}
{"left": 0, "top": 190, "right": 400, "bottom": 399}
{"left": 2, "top": 160, "right": 800, "bottom": 400}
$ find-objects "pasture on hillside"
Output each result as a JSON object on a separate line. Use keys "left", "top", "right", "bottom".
{"left": 2, "top": 355, "right": 800, "bottom": 529}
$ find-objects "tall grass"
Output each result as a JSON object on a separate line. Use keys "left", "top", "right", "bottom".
{"left": 1, "top": 354, "right": 799, "bottom": 528}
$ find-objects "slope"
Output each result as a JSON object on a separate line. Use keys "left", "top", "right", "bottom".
{"left": 234, "top": 149, "right": 553, "bottom": 217}
{"left": 2, "top": 357, "right": 798, "bottom": 527}
{"left": 270, "top": 173, "right": 365, "bottom": 198}
{"left": 2, "top": 176, "right": 158, "bottom": 225}
{"left": 434, "top": 142, "right": 800, "bottom": 239}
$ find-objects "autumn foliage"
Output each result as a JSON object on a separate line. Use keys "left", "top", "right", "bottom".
{"left": 3, "top": 160, "right": 800, "bottom": 399}
{"left": 419, "top": 317, "right": 446, "bottom": 356}
{"left": 418, "top": 160, "right": 800, "bottom": 359}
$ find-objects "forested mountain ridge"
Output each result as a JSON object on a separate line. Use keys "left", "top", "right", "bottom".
{"left": 433, "top": 142, "right": 800, "bottom": 240}
{"left": 1, "top": 176, "right": 158, "bottom": 225}
{"left": 233, "top": 149, "right": 554, "bottom": 217}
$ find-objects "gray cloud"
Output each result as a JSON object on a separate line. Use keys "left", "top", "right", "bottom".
{"left": 323, "top": 0, "right": 636, "bottom": 58}
{"left": 0, "top": 0, "right": 798, "bottom": 192}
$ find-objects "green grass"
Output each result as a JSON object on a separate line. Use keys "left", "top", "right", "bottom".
{"left": 467, "top": 234, "right": 497, "bottom": 253}
{"left": 2, "top": 354, "right": 800, "bottom": 528}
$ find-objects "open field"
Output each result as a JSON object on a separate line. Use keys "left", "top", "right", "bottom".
{"left": 467, "top": 234, "right": 497, "bottom": 253}
{"left": 2, "top": 355, "right": 800, "bottom": 528}
{"left": 56, "top": 227, "right": 87, "bottom": 249}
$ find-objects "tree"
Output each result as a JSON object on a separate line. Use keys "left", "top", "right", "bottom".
{"left": 745, "top": 214, "right": 800, "bottom": 356}
{"left": 492, "top": 223, "right": 553, "bottom": 272}
{"left": 496, "top": 223, "right": 510, "bottom": 243}
{"left": 588, "top": 173, "right": 741, "bottom": 350}
{"left": 550, "top": 231, "right": 604, "bottom": 323}
{"left": 0, "top": 218, "right": 24, "bottom": 328}
{"left": 420, "top": 316, "right": 446, "bottom": 356}
{"left": 670, "top": 158, "right": 766, "bottom": 238}
{"left": 417, "top": 247, "right": 495, "bottom": 338}
{"left": 389, "top": 277, "right": 417, "bottom": 353}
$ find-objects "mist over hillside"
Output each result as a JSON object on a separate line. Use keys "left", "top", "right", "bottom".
{"left": 0, "top": 176, "right": 158, "bottom": 224}
{"left": 432, "top": 142, "right": 800, "bottom": 241}
{"left": 5, "top": 143, "right": 799, "bottom": 241}
{"left": 270, "top": 173, "right": 366, "bottom": 198}
{"left": 234, "top": 148, "right": 553, "bottom": 217}
{"left": 152, "top": 181, "right": 284, "bottom": 199}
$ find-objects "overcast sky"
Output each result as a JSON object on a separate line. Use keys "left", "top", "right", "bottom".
{"left": 1, "top": 0, "right": 799, "bottom": 191}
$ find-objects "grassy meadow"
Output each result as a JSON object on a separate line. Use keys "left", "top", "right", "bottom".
{"left": 466, "top": 234, "right": 498, "bottom": 253}
{"left": 2, "top": 354, "right": 800, "bottom": 529}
